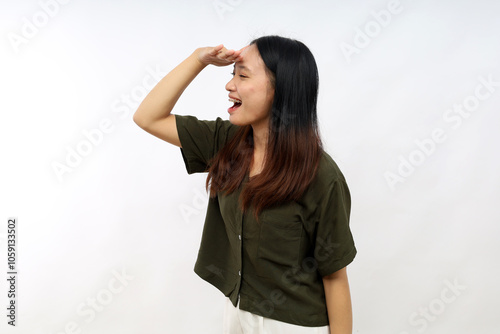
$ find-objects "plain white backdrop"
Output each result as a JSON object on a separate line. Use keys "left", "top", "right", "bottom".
{"left": 1, "top": 0, "right": 499, "bottom": 333}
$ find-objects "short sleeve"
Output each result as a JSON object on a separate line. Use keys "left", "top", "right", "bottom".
{"left": 175, "top": 114, "right": 239, "bottom": 174}
{"left": 314, "top": 179, "right": 357, "bottom": 277}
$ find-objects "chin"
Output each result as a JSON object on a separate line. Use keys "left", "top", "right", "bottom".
{"left": 228, "top": 115, "right": 246, "bottom": 126}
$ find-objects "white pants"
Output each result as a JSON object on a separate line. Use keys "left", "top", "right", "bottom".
{"left": 222, "top": 297, "right": 330, "bottom": 334}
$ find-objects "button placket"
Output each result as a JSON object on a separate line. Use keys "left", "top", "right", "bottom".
{"left": 238, "top": 213, "right": 243, "bottom": 279}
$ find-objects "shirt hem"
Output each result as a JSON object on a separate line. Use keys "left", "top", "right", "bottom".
{"left": 238, "top": 293, "right": 329, "bottom": 327}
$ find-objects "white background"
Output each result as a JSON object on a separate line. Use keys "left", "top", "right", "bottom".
{"left": 1, "top": 0, "right": 499, "bottom": 333}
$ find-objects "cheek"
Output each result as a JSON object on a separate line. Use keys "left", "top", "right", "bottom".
{"left": 241, "top": 83, "right": 273, "bottom": 112}
{"left": 265, "top": 88, "right": 275, "bottom": 108}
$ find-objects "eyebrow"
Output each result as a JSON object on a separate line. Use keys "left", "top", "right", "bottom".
{"left": 234, "top": 64, "right": 252, "bottom": 73}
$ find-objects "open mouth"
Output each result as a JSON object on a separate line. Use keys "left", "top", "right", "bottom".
{"left": 228, "top": 98, "right": 242, "bottom": 112}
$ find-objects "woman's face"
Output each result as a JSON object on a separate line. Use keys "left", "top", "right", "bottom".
{"left": 225, "top": 44, "right": 275, "bottom": 129}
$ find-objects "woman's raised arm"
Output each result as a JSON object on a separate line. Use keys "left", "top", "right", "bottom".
{"left": 133, "top": 45, "right": 243, "bottom": 147}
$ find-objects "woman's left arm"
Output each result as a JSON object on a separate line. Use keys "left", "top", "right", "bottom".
{"left": 323, "top": 266, "right": 353, "bottom": 334}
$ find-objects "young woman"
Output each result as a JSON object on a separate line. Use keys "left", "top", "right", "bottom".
{"left": 133, "top": 35, "right": 357, "bottom": 334}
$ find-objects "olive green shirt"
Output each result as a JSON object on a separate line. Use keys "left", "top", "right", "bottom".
{"left": 175, "top": 114, "right": 356, "bottom": 327}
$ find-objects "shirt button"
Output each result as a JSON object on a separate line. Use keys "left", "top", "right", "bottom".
{"left": 238, "top": 234, "right": 241, "bottom": 240}
{"left": 238, "top": 271, "right": 241, "bottom": 276}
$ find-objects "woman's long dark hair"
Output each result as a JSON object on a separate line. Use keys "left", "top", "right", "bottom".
{"left": 206, "top": 35, "right": 324, "bottom": 220}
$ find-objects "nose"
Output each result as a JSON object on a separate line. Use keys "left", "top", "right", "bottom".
{"left": 225, "top": 76, "right": 235, "bottom": 92}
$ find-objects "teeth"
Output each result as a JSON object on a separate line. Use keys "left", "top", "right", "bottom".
{"left": 229, "top": 98, "right": 242, "bottom": 104}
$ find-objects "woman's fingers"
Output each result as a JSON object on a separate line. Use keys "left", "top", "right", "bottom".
{"left": 233, "top": 45, "right": 247, "bottom": 62}
{"left": 233, "top": 51, "right": 244, "bottom": 63}
{"left": 215, "top": 49, "right": 239, "bottom": 64}
{"left": 198, "top": 44, "right": 244, "bottom": 66}
{"left": 211, "top": 44, "right": 224, "bottom": 55}
{"left": 225, "top": 49, "right": 242, "bottom": 61}
{"left": 238, "top": 45, "right": 249, "bottom": 53}
{"left": 223, "top": 49, "right": 235, "bottom": 57}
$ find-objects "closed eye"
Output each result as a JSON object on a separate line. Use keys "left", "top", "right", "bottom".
{"left": 230, "top": 72, "right": 247, "bottom": 78}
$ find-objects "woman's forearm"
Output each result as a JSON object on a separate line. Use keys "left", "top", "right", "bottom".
{"left": 323, "top": 267, "right": 353, "bottom": 334}
{"left": 133, "top": 49, "right": 206, "bottom": 127}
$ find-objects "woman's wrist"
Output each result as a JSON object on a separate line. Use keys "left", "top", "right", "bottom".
{"left": 192, "top": 47, "right": 210, "bottom": 68}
